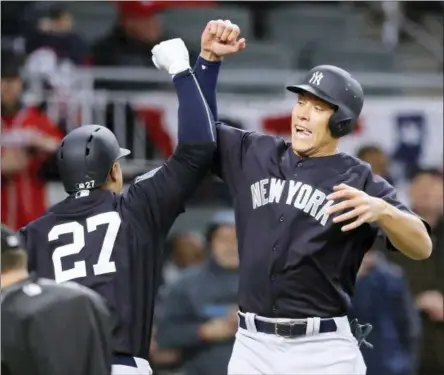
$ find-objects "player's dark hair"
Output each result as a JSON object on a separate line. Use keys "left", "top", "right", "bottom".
{"left": 1, "top": 249, "right": 27, "bottom": 273}
{"left": 206, "top": 210, "right": 236, "bottom": 245}
{"left": 48, "top": 4, "right": 70, "bottom": 20}
{"left": 356, "top": 145, "right": 385, "bottom": 160}
{"left": 164, "top": 231, "right": 189, "bottom": 259}
{"left": 1, "top": 50, "right": 24, "bottom": 79}
{"left": 408, "top": 166, "right": 443, "bottom": 182}
{"left": 205, "top": 224, "right": 220, "bottom": 245}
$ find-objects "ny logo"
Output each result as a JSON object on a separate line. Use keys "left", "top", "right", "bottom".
{"left": 309, "top": 71, "right": 324, "bottom": 86}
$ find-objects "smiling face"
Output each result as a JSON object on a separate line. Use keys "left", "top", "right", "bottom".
{"left": 291, "top": 92, "right": 338, "bottom": 157}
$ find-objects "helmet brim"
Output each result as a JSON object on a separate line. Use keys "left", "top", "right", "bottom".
{"left": 286, "top": 84, "right": 338, "bottom": 108}
{"left": 117, "top": 147, "right": 131, "bottom": 160}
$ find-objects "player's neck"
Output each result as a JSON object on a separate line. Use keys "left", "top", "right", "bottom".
{"left": 1, "top": 269, "right": 29, "bottom": 289}
{"left": 100, "top": 182, "right": 121, "bottom": 194}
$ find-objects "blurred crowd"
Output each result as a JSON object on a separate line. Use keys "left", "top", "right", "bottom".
{"left": 1, "top": 2, "right": 443, "bottom": 375}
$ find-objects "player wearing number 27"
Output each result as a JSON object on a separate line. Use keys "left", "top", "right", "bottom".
{"left": 19, "top": 39, "right": 216, "bottom": 375}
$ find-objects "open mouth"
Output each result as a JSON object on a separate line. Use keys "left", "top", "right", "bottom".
{"left": 294, "top": 125, "right": 312, "bottom": 138}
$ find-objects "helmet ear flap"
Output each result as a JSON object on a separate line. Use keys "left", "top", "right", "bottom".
{"left": 328, "top": 107, "right": 355, "bottom": 138}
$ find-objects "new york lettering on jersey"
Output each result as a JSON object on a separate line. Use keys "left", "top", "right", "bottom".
{"left": 250, "top": 178, "right": 333, "bottom": 226}
{"left": 192, "top": 29, "right": 431, "bottom": 374}
{"left": 214, "top": 125, "right": 415, "bottom": 319}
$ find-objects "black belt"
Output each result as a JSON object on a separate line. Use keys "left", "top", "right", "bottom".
{"left": 239, "top": 314, "right": 337, "bottom": 338}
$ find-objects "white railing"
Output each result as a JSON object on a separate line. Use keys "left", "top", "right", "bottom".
{"left": 77, "top": 67, "right": 444, "bottom": 91}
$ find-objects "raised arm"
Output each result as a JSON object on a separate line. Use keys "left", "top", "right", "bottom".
{"left": 192, "top": 20, "right": 264, "bottom": 192}
{"left": 123, "top": 39, "right": 217, "bottom": 232}
{"left": 193, "top": 20, "right": 246, "bottom": 120}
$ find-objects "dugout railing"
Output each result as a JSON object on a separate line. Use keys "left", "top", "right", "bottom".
{"left": 22, "top": 67, "right": 443, "bottom": 176}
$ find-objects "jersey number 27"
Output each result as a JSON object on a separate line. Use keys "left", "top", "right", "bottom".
{"left": 48, "top": 212, "right": 121, "bottom": 283}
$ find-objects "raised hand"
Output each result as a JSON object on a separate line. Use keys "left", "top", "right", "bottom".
{"left": 201, "top": 19, "right": 246, "bottom": 61}
{"left": 152, "top": 38, "right": 190, "bottom": 75}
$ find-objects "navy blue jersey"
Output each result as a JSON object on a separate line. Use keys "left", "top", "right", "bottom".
{"left": 214, "top": 123, "right": 428, "bottom": 319}
{"left": 21, "top": 143, "right": 214, "bottom": 359}
{"left": 1, "top": 275, "right": 112, "bottom": 375}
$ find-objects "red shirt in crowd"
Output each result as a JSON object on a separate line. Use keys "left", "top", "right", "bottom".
{"left": 1, "top": 106, "right": 63, "bottom": 230}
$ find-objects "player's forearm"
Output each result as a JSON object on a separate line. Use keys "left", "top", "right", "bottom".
{"left": 173, "top": 69, "right": 217, "bottom": 145}
{"left": 193, "top": 53, "right": 221, "bottom": 120}
{"left": 376, "top": 200, "right": 432, "bottom": 260}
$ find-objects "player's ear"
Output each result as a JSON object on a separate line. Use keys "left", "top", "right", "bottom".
{"left": 108, "top": 162, "right": 119, "bottom": 183}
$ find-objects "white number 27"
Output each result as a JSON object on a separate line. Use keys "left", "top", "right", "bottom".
{"left": 48, "top": 212, "right": 121, "bottom": 283}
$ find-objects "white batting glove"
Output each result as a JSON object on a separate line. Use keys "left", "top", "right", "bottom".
{"left": 151, "top": 38, "right": 190, "bottom": 76}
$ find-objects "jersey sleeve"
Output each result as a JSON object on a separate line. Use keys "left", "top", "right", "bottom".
{"left": 364, "top": 172, "right": 431, "bottom": 250}
{"left": 193, "top": 55, "right": 221, "bottom": 120}
{"left": 123, "top": 68, "right": 217, "bottom": 233}
{"left": 213, "top": 122, "right": 261, "bottom": 194}
{"left": 123, "top": 143, "right": 215, "bottom": 233}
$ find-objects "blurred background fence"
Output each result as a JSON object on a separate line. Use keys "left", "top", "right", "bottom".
{"left": 1, "top": 1, "right": 443, "bottom": 375}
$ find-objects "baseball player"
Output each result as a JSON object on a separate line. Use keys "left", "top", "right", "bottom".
{"left": 19, "top": 39, "right": 216, "bottom": 375}
{"left": 174, "top": 20, "right": 432, "bottom": 374}
{"left": 1, "top": 224, "right": 112, "bottom": 375}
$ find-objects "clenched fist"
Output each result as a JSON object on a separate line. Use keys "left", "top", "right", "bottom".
{"left": 201, "top": 19, "right": 246, "bottom": 61}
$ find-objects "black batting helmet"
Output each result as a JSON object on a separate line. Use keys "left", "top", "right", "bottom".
{"left": 286, "top": 65, "right": 364, "bottom": 138}
{"left": 57, "top": 125, "right": 130, "bottom": 193}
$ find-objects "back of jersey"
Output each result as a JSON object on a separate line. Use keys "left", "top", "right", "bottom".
{"left": 2, "top": 276, "right": 112, "bottom": 375}
{"left": 22, "top": 189, "right": 135, "bottom": 354}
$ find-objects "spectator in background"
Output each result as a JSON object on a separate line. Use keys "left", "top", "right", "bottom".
{"left": 92, "top": 1, "right": 205, "bottom": 161}
{"left": 93, "top": 1, "right": 184, "bottom": 67}
{"left": 350, "top": 240, "right": 421, "bottom": 375}
{"left": 357, "top": 144, "right": 394, "bottom": 185}
{"left": 1, "top": 56, "right": 62, "bottom": 230}
{"left": 150, "top": 232, "right": 205, "bottom": 374}
{"left": 26, "top": 4, "right": 89, "bottom": 66}
{"left": 155, "top": 210, "right": 239, "bottom": 375}
{"left": 162, "top": 231, "right": 205, "bottom": 288}
{"left": 149, "top": 325, "right": 183, "bottom": 375}
{"left": 23, "top": 4, "right": 89, "bottom": 134}
{"left": 387, "top": 168, "right": 444, "bottom": 375}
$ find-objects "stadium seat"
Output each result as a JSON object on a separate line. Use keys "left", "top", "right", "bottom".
{"left": 64, "top": 2, "right": 117, "bottom": 42}
{"left": 308, "top": 40, "right": 397, "bottom": 72}
{"left": 161, "top": 6, "right": 253, "bottom": 43}
{"left": 266, "top": 5, "right": 365, "bottom": 48}
{"left": 222, "top": 42, "right": 295, "bottom": 70}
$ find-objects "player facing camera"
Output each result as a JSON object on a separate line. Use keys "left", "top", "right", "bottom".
{"left": 287, "top": 65, "right": 364, "bottom": 158}
{"left": 164, "top": 19, "right": 433, "bottom": 375}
